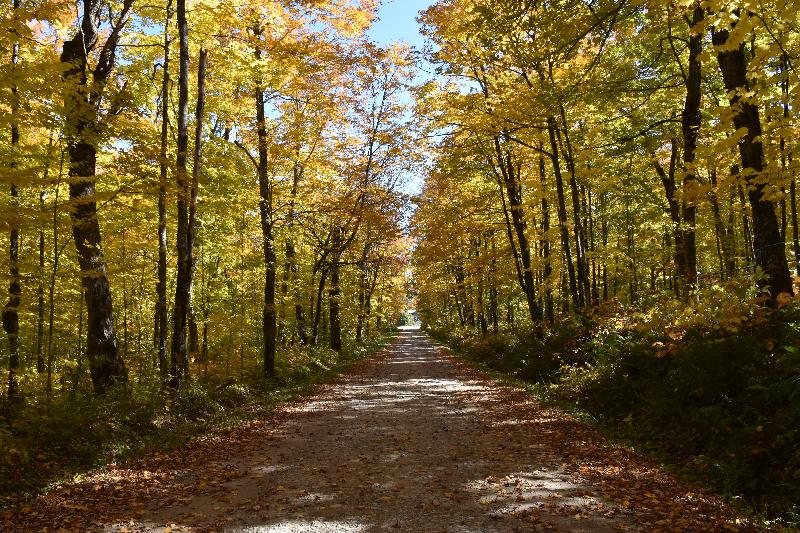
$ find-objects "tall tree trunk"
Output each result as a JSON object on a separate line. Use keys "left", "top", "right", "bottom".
{"left": 60, "top": 0, "right": 132, "bottom": 392}
{"left": 5, "top": 1, "right": 22, "bottom": 399}
{"left": 311, "top": 268, "right": 327, "bottom": 345}
{"left": 625, "top": 201, "right": 638, "bottom": 303}
{"left": 779, "top": 51, "right": 800, "bottom": 277}
{"left": 187, "top": 49, "right": 207, "bottom": 365}
{"left": 709, "top": 168, "right": 735, "bottom": 278}
{"left": 735, "top": 180, "right": 754, "bottom": 264}
{"left": 356, "top": 241, "right": 370, "bottom": 343}
{"left": 170, "top": 0, "right": 191, "bottom": 388}
{"left": 654, "top": 141, "right": 685, "bottom": 296}
{"left": 493, "top": 139, "right": 542, "bottom": 323}
{"left": 329, "top": 232, "right": 342, "bottom": 354}
{"left": 364, "top": 258, "right": 381, "bottom": 338}
{"left": 474, "top": 238, "right": 488, "bottom": 336}
{"left": 253, "top": 37, "right": 277, "bottom": 376}
{"left": 585, "top": 183, "right": 599, "bottom": 305}
{"left": 36, "top": 190, "right": 45, "bottom": 373}
{"left": 557, "top": 106, "right": 590, "bottom": 308}
{"left": 489, "top": 274, "right": 499, "bottom": 334}
{"left": 713, "top": 14, "right": 793, "bottom": 300}
{"left": 283, "top": 158, "right": 306, "bottom": 344}
{"left": 547, "top": 117, "right": 579, "bottom": 308}
{"left": 121, "top": 230, "right": 129, "bottom": 360}
{"left": 295, "top": 268, "right": 307, "bottom": 345}
{"left": 156, "top": 0, "right": 171, "bottom": 379}
{"left": 45, "top": 180, "right": 62, "bottom": 408}
{"left": 538, "top": 153, "right": 554, "bottom": 322}
{"left": 680, "top": 3, "right": 703, "bottom": 289}
{"left": 792, "top": 180, "right": 800, "bottom": 277}
{"left": 601, "top": 192, "right": 609, "bottom": 301}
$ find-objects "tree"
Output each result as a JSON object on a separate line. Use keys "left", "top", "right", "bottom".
{"left": 60, "top": 0, "right": 132, "bottom": 392}
{"left": 711, "top": 8, "right": 793, "bottom": 301}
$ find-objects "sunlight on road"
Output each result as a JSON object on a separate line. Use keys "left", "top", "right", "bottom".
{"left": 233, "top": 520, "right": 368, "bottom": 532}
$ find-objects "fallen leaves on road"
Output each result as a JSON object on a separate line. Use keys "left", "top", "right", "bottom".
{"left": 1, "top": 332, "right": 766, "bottom": 532}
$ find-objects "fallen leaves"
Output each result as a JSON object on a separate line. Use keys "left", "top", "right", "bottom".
{"left": 0, "top": 333, "right": 769, "bottom": 532}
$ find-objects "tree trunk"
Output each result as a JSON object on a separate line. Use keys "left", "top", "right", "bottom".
{"left": 5, "top": 2, "right": 22, "bottom": 399}
{"left": 539, "top": 153, "right": 554, "bottom": 322}
{"left": 156, "top": 0, "right": 171, "bottom": 378}
{"left": 557, "top": 106, "right": 591, "bottom": 308}
{"left": 601, "top": 193, "right": 609, "bottom": 301}
{"left": 37, "top": 190, "right": 45, "bottom": 373}
{"left": 170, "top": 0, "right": 191, "bottom": 388}
{"left": 187, "top": 49, "right": 207, "bottom": 365}
{"left": 356, "top": 241, "right": 370, "bottom": 343}
{"left": 121, "top": 230, "right": 129, "bottom": 360}
{"left": 547, "top": 117, "right": 579, "bottom": 309}
{"left": 709, "top": 168, "right": 735, "bottom": 278}
{"left": 311, "top": 269, "right": 327, "bottom": 345}
{"left": 713, "top": 16, "right": 793, "bottom": 299}
{"left": 792, "top": 180, "right": 800, "bottom": 277}
{"left": 254, "top": 39, "right": 277, "bottom": 376}
{"left": 60, "top": 0, "right": 131, "bottom": 392}
{"left": 654, "top": 141, "right": 685, "bottom": 296}
{"left": 585, "top": 183, "right": 599, "bottom": 305}
{"left": 493, "top": 139, "right": 542, "bottom": 323}
{"left": 365, "top": 256, "right": 381, "bottom": 337}
{"left": 329, "top": 253, "right": 342, "bottom": 354}
{"left": 680, "top": 3, "right": 703, "bottom": 288}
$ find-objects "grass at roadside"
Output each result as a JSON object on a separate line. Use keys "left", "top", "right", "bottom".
{"left": 0, "top": 331, "right": 397, "bottom": 510}
{"left": 426, "top": 307, "right": 800, "bottom": 529}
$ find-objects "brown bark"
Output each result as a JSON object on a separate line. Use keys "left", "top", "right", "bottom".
{"left": 547, "top": 117, "right": 579, "bottom": 309}
{"left": 365, "top": 255, "right": 381, "bottom": 338}
{"left": 713, "top": 15, "right": 793, "bottom": 299}
{"left": 156, "top": 0, "right": 171, "bottom": 378}
{"left": 60, "top": 0, "right": 132, "bottom": 392}
{"left": 557, "top": 106, "right": 591, "bottom": 308}
{"left": 780, "top": 52, "right": 800, "bottom": 277}
{"left": 169, "top": 0, "right": 191, "bottom": 388}
{"left": 356, "top": 241, "right": 370, "bottom": 343}
{"left": 329, "top": 229, "right": 342, "bottom": 354}
{"left": 538, "top": 153, "right": 554, "bottom": 322}
{"left": 287, "top": 161, "right": 306, "bottom": 344}
{"left": 253, "top": 38, "right": 278, "bottom": 375}
{"left": 187, "top": 49, "right": 207, "bottom": 363}
{"left": 654, "top": 142, "right": 685, "bottom": 296}
{"left": 311, "top": 267, "right": 327, "bottom": 345}
{"left": 709, "top": 168, "right": 735, "bottom": 278}
{"left": 792, "top": 180, "right": 800, "bottom": 277}
{"left": 493, "top": 139, "right": 542, "bottom": 323}
{"left": 36, "top": 190, "right": 45, "bottom": 373}
{"left": 680, "top": 3, "right": 703, "bottom": 287}
{"left": 5, "top": 0, "right": 22, "bottom": 400}
{"left": 601, "top": 193, "right": 609, "bottom": 301}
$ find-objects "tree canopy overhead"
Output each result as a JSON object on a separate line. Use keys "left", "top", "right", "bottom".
{"left": 413, "top": 0, "right": 800, "bottom": 329}
{"left": 2, "top": 0, "right": 800, "bottom": 523}
{"left": 0, "top": 0, "right": 415, "bottom": 401}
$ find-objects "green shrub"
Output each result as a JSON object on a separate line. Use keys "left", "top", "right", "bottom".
{"left": 437, "top": 303, "right": 800, "bottom": 523}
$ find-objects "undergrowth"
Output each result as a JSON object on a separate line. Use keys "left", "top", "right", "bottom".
{"left": 0, "top": 331, "right": 396, "bottom": 508}
{"left": 427, "top": 284, "right": 800, "bottom": 527}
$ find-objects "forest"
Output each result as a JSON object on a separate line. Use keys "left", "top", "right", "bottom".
{"left": 1, "top": 0, "right": 800, "bottom": 529}
{"left": 0, "top": 0, "right": 414, "bottom": 505}
{"left": 412, "top": 0, "right": 800, "bottom": 524}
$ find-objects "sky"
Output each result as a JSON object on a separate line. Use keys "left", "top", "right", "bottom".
{"left": 367, "top": 0, "right": 432, "bottom": 49}
{"left": 366, "top": 1, "right": 434, "bottom": 196}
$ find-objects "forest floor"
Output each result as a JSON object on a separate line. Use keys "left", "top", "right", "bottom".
{"left": 2, "top": 328, "right": 763, "bottom": 532}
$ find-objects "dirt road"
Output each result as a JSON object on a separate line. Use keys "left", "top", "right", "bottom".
{"left": 3, "top": 329, "right": 757, "bottom": 532}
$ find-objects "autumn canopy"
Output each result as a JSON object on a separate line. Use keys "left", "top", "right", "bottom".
{"left": 1, "top": 0, "right": 800, "bottom": 522}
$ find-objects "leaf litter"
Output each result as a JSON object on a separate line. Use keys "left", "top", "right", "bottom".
{"left": 1, "top": 330, "right": 764, "bottom": 532}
